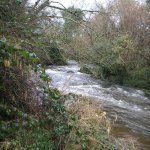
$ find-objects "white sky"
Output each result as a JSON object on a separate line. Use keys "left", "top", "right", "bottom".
{"left": 52, "top": 0, "right": 102, "bottom": 9}
{"left": 52, "top": 0, "right": 145, "bottom": 8}
{"left": 30, "top": 0, "right": 106, "bottom": 10}
{"left": 30, "top": 0, "right": 145, "bottom": 11}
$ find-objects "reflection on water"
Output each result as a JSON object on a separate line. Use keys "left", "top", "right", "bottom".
{"left": 46, "top": 60, "right": 150, "bottom": 149}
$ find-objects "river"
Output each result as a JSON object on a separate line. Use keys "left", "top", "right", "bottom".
{"left": 46, "top": 60, "right": 150, "bottom": 150}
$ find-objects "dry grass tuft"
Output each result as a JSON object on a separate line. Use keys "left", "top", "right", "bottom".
{"left": 67, "top": 98, "right": 111, "bottom": 134}
{"left": 113, "top": 137, "right": 139, "bottom": 150}
{"left": 65, "top": 97, "right": 112, "bottom": 150}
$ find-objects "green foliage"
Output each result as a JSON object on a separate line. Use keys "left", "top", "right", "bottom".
{"left": 62, "top": 6, "right": 84, "bottom": 42}
{"left": 34, "top": 40, "right": 67, "bottom": 66}
{"left": 62, "top": 6, "right": 83, "bottom": 30}
{"left": 70, "top": 126, "right": 115, "bottom": 150}
{"left": 0, "top": 0, "right": 30, "bottom": 40}
{"left": 0, "top": 101, "right": 54, "bottom": 149}
{"left": 0, "top": 39, "right": 69, "bottom": 149}
{"left": 87, "top": 34, "right": 150, "bottom": 88}
{"left": 111, "top": 35, "right": 150, "bottom": 87}
{"left": 112, "top": 34, "right": 136, "bottom": 70}
{"left": 0, "top": 0, "right": 67, "bottom": 68}
{"left": 89, "top": 39, "right": 126, "bottom": 83}
{"left": 0, "top": 39, "right": 39, "bottom": 66}
{"left": 124, "top": 67, "right": 150, "bottom": 89}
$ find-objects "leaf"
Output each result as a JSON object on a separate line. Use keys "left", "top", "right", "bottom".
{"left": 4, "top": 59, "right": 11, "bottom": 68}
{"left": 15, "top": 44, "right": 21, "bottom": 49}
{"left": 21, "top": 50, "right": 29, "bottom": 59}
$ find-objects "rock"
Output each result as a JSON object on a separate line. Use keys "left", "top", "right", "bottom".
{"left": 67, "top": 70, "right": 74, "bottom": 73}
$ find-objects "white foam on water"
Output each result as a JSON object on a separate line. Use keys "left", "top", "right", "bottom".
{"left": 45, "top": 62, "right": 150, "bottom": 140}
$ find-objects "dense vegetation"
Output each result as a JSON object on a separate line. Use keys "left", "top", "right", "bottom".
{"left": 0, "top": 0, "right": 149, "bottom": 149}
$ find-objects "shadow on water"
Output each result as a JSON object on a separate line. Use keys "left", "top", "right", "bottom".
{"left": 46, "top": 60, "right": 150, "bottom": 150}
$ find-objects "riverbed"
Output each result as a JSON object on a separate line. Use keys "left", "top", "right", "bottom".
{"left": 46, "top": 60, "right": 150, "bottom": 149}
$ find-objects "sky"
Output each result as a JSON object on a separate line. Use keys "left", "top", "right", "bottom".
{"left": 30, "top": 0, "right": 146, "bottom": 11}
{"left": 51, "top": 0, "right": 101, "bottom": 9}
{"left": 30, "top": 0, "right": 106, "bottom": 10}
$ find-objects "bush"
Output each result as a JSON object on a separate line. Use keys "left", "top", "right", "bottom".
{"left": 35, "top": 41, "right": 67, "bottom": 66}
{"left": 89, "top": 38, "right": 128, "bottom": 84}
{"left": 124, "top": 67, "right": 150, "bottom": 89}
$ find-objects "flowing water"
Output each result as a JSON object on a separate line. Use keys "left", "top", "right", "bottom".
{"left": 46, "top": 60, "right": 150, "bottom": 149}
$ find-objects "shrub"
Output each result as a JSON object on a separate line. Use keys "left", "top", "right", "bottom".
{"left": 35, "top": 40, "right": 67, "bottom": 66}
{"left": 124, "top": 67, "right": 150, "bottom": 89}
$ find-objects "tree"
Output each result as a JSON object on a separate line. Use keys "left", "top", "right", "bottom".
{"left": 146, "top": 0, "right": 150, "bottom": 7}
{"left": 62, "top": 6, "right": 84, "bottom": 42}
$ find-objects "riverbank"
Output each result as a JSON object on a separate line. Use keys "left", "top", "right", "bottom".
{"left": 79, "top": 64, "right": 150, "bottom": 97}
